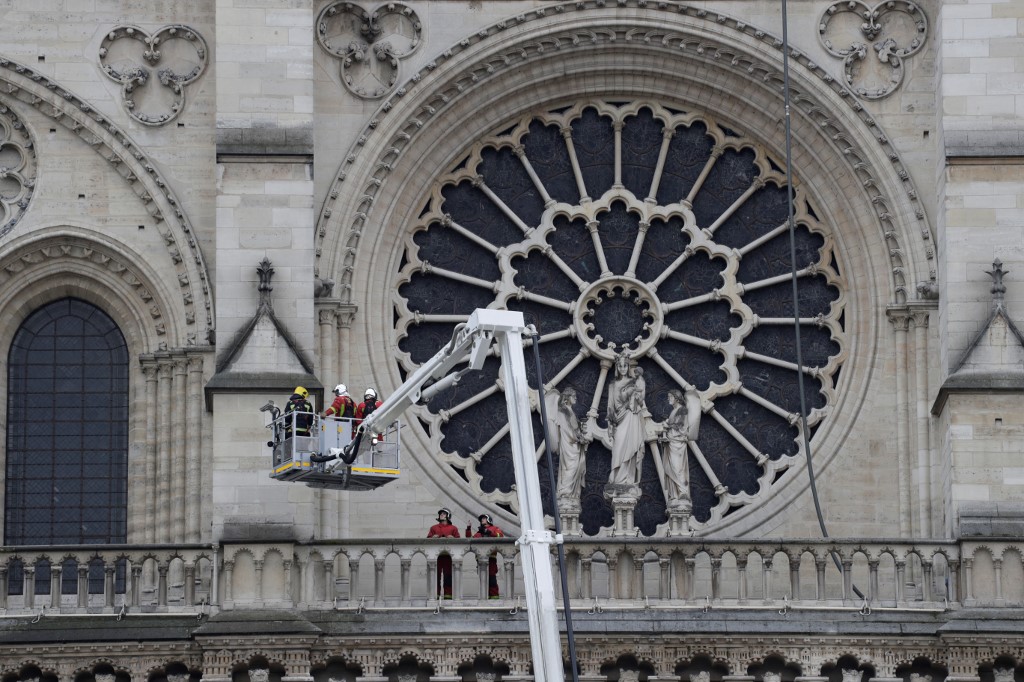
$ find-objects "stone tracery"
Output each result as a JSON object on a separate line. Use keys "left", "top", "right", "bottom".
{"left": 0, "top": 105, "right": 36, "bottom": 238}
{"left": 395, "top": 101, "right": 847, "bottom": 535}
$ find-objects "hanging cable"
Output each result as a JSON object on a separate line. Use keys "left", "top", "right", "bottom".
{"left": 529, "top": 328, "right": 580, "bottom": 682}
{"left": 780, "top": 0, "right": 864, "bottom": 600}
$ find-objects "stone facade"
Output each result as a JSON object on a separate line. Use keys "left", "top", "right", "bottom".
{"left": 0, "top": 0, "right": 1022, "bottom": 678}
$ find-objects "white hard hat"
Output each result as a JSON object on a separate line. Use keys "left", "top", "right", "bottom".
{"left": 334, "top": 384, "right": 347, "bottom": 395}
{"left": 364, "top": 387, "right": 377, "bottom": 399}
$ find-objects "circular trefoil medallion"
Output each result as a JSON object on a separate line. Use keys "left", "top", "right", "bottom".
{"left": 395, "top": 101, "right": 846, "bottom": 536}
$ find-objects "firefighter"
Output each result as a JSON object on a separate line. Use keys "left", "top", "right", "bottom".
{"left": 283, "top": 386, "right": 313, "bottom": 437}
{"left": 354, "top": 387, "right": 382, "bottom": 426}
{"left": 324, "top": 383, "right": 356, "bottom": 419}
{"left": 471, "top": 513, "right": 505, "bottom": 599}
{"left": 426, "top": 508, "right": 460, "bottom": 599}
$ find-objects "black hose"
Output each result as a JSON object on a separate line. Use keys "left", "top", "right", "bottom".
{"left": 529, "top": 331, "right": 580, "bottom": 681}
{"left": 779, "top": 0, "right": 864, "bottom": 600}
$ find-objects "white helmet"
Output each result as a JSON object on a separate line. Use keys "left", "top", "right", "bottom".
{"left": 364, "top": 387, "right": 377, "bottom": 400}
{"left": 334, "top": 384, "right": 348, "bottom": 396}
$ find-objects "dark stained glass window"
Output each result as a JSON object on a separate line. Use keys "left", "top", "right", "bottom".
{"left": 396, "top": 101, "right": 846, "bottom": 535}
{"left": 5, "top": 298, "right": 129, "bottom": 545}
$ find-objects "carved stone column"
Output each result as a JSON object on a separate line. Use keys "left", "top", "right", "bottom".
{"left": 318, "top": 307, "right": 337, "bottom": 381}
{"left": 335, "top": 303, "right": 357, "bottom": 538}
{"left": 141, "top": 362, "right": 159, "bottom": 543}
{"left": 336, "top": 304, "right": 357, "bottom": 385}
{"left": 886, "top": 308, "right": 913, "bottom": 538}
{"left": 911, "top": 308, "right": 933, "bottom": 537}
{"left": 186, "top": 354, "right": 205, "bottom": 542}
{"left": 156, "top": 359, "right": 173, "bottom": 543}
{"left": 172, "top": 356, "right": 188, "bottom": 542}
{"left": 559, "top": 506, "right": 582, "bottom": 537}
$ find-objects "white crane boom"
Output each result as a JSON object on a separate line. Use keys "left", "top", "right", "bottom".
{"left": 353, "top": 308, "right": 565, "bottom": 682}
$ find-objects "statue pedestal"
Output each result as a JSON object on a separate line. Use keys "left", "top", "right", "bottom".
{"left": 604, "top": 484, "right": 641, "bottom": 536}
{"left": 558, "top": 498, "right": 582, "bottom": 537}
{"left": 666, "top": 499, "right": 693, "bottom": 536}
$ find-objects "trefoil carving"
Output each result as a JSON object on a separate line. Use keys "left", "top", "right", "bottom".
{"left": 316, "top": 2, "right": 422, "bottom": 99}
{"left": 99, "top": 25, "right": 209, "bottom": 126}
{"left": 818, "top": 0, "right": 927, "bottom": 99}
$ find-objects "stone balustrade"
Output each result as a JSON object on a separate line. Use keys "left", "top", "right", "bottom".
{"left": 1, "top": 537, "right": 1020, "bottom": 616}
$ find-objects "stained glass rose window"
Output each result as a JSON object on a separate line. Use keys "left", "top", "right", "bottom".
{"left": 396, "top": 101, "right": 845, "bottom": 535}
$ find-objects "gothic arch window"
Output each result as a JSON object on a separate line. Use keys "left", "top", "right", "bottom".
{"left": 5, "top": 298, "right": 129, "bottom": 545}
{"left": 395, "top": 101, "right": 847, "bottom": 535}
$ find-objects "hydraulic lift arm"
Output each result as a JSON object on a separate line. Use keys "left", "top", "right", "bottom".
{"left": 351, "top": 309, "right": 566, "bottom": 682}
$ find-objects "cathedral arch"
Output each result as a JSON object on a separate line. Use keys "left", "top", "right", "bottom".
{"left": 0, "top": 222, "right": 208, "bottom": 544}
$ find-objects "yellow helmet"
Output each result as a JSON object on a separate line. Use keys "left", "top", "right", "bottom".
{"left": 293, "top": 386, "right": 309, "bottom": 399}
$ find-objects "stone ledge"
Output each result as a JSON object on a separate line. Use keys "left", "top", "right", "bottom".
{"left": 958, "top": 501, "right": 1024, "bottom": 538}
{"left": 930, "top": 370, "right": 1024, "bottom": 415}
{"left": 216, "top": 126, "right": 314, "bottom": 157}
{"left": 946, "top": 130, "right": 1024, "bottom": 159}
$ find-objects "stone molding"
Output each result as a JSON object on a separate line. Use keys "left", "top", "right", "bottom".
{"left": 0, "top": 60, "right": 214, "bottom": 343}
{"left": 0, "top": 229, "right": 177, "bottom": 347}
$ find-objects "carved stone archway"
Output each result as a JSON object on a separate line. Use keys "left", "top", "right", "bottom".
{"left": 316, "top": 1, "right": 935, "bottom": 537}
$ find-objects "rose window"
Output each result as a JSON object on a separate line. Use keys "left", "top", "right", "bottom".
{"left": 395, "top": 101, "right": 846, "bottom": 535}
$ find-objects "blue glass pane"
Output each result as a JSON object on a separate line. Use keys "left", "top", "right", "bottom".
{"left": 621, "top": 108, "right": 663, "bottom": 199}
{"left": 571, "top": 108, "right": 615, "bottom": 199}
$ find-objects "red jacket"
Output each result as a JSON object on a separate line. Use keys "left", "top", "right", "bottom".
{"left": 355, "top": 399, "right": 383, "bottom": 425}
{"left": 324, "top": 394, "right": 355, "bottom": 418}
{"left": 427, "top": 522, "right": 461, "bottom": 538}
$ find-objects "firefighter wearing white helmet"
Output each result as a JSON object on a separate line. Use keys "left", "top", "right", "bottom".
{"left": 355, "top": 387, "right": 382, "bottom": 426}
{"left": 323, "top": 383, "right": 355, "bottom": 419}
{"left": 426, "top": 507, "right": 460, "bottom": 599}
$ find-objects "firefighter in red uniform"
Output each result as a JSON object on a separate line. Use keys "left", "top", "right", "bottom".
{"left": 324, "top": 383, "right": 356, "bottom": 419}
{"left": 354, "top": 387, "right": 382, "bottom": 425}
{"left": 471, "top": 513, "right": 505, "bottom": 599}
{"left": 426, "top": 508, "right": 460, "bottom": 599}
{"left": 355, "top": 387, "right": 385, "bottom": 444}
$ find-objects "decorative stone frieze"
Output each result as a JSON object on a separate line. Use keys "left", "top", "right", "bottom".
{"left": 99, "top": 25, "right": 208, "bottom": 126}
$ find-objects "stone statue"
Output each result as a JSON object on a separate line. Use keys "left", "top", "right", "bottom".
{"left": 546, "top": 387, "right": 588, "bottom": 507}
{"left": 607, "top": 351, "right": 647, "bottom": 486}
{"left": 660, "top": 387, "right": 702, "bottom": 509}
